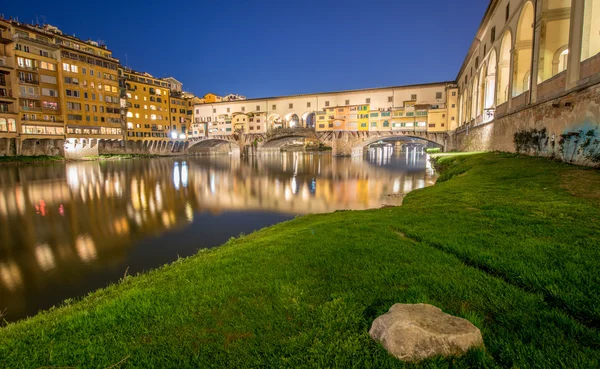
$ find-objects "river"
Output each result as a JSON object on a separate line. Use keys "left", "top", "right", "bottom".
{"left": 0, "top": 146, "right": 436, "bottom": 322}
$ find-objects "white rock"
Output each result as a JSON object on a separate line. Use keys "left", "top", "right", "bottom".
{"left": 369, "top": 303, "right": 484, "bottom": 362}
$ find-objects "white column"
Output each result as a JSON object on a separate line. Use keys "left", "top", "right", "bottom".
{"left": 507, "top": 47, "right": 516, "bottom": 110}
{"left": 530, "top": 0, "right": 544, "bottom": 103}
{"left": 566, "top": 0, "right": 585, "bottom": 89}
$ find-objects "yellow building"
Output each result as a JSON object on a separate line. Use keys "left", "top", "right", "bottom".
{"left": 169, "top": 92, "right": 189, "bottom": 139}
{"left": 232, "top": 113, "right": 248, "bottom": 132}
{"left": 0, "top": 20, "right": 18, "bottom": 150}
{"left": 315, "top": 110, "right": 327, "bottom": 132}
{"left": 357, "top": 104, "right": 369, "bottom": 131}
{"left": 202, "top": 93, "right": 222, "bottom": 103}
{"left": 56, "top": 35, "right": 122, "bottom": 141}
{"left": 11, "top": 22, "right": 65, "bottom": 143}
{"left": 122, "top": 69, "right": 171, "bottom": 141}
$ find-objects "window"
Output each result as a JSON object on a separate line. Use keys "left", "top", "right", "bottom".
{"left": 505, "top": 3, "right": 510, "bottom": 21}
{"left": 325, "top": 101, "right": 329, "bottom": 107}
{"left": 452, "top": 91, "right": 456, "bottom": 96}
{"left": 436, "top": 92, "right": 443, "bottom": 99}
{"left": 40, "top": 75, "right": 57, "bottom": 84}
{"left": 366, "top": 98, "right": 371, "bottom": 104}
{"left": 272, "top": 104, "right": 276, "bottom": 110}
{"left": 388, "top": 96, "right": 393, "bottom": 103}
{"left": 42, "top": 88, "right": 58, "bottom": 97}
{"left": 227, "top": 108, "right": 230, "bottom": 112}
{"left": 411, "top": 94, "right": 417, "bottom": 100}
{"left": 289, "top": 103, "right": 293, "bottom": 109}
{"left": 62, "top": 63, "right": 70, "bottom": 72}
{"left": 491, "top": 26, "right": 496, "bottom": 43}
{"left": 241, "top": 107, "right": 245, "bottom": 112}
{"left": 82, "top": 68, "right": 86, "bottom": 75}
{"left": 71, "top": 65, "right": 78, "bottom": 73}
{"left": 213, "top": 108, "right": 216, "bottom": 113}
{"left": 306, "top": 102, "right": 311, "bottom": 108}
{"left": 475, "top": 57, "right": 479, "bottom": 68}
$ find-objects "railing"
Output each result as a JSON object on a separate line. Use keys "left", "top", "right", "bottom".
{"left": 20, "top": 106, "right": 42, "bottom": 112}
{"left": 22, "top": 116, "right": 64, "bottom": 123}
{"left": 20, "top": 92, "right": 40, "bottom": 99}
{"left": 13, "top": 33, "right": 57, "bottom": 49}
{"left": 19, "top": 78, "right": 39, "bottom": 85}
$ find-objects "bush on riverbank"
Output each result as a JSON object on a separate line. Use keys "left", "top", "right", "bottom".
{"left": 1, "top": 152, "right": 599, "bottom": 368}
{"left": 426, "top": 147, "right": 441, "bottom": 153}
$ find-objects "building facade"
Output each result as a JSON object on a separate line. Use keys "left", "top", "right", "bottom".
{"left": 194, "top": 82, "right": 459, "bottom": 136}
{"left": 456, "top": 0, "right": 600, "bottom": 127}
{"left": 123, "top": 69, "right": 172, "bottom": 141}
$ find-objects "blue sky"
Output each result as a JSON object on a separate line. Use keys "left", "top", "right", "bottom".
{"left": 2, "top": 0, "right": 488, "bottom": 97}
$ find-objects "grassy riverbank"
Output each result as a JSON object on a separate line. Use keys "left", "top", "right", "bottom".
{"left": 0, "top": 155, "right": 64, "bottom": 164}
{"left": 1, "top": 152, "right": 599, "bottom": 368}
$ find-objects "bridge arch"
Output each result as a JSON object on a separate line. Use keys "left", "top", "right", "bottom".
{"left": 188, "top": 138, "right": 240, "bottom": 155}
{"left": 349, "top": 134, "right": 446, "bottom": 156}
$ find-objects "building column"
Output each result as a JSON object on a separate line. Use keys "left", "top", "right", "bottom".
{"left": 530, "top": 0, "right": 544, "bottom": 104}
{"left": 507, "top": 46, "right": 516, "bottom": 110}
{"left": 566, "top": 0, "right": 585, "bottom": 89}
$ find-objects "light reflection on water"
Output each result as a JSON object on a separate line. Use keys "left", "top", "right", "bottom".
{"left": 0, "top": 150, "right": 435, "bottom": 322}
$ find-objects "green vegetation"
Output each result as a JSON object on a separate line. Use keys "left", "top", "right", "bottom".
{"left": 1, "top": 152, "right": 600, "bottom": 368}
{"left": 0, "top": 155, "right": 64, "bottom": 164}
{"left": 425, "top": 147, "right": 441, "bottom": 154}
{"left": 83, "top": 154, "right": 167, "bottom": 161}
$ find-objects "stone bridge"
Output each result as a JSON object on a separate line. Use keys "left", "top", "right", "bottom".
{"left": 187, "top": 128, "right": 448, "bottom": 156}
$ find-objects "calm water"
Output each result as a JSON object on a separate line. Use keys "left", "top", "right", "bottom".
{"left": 0, "top": 147, "right": 436, "bottom": 322}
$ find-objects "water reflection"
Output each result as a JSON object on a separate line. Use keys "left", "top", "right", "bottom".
{"left": 0, "top": 149, "right": 435, "bottom": 322}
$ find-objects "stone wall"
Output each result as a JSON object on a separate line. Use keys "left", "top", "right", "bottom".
{"left": 454, "top": 82, "right": 600, "bottom": 166}
{"left": 21, "top": 139, "right": 65, "bottom": 157}
{"left": 0, "top": 138, "right": 17, "bottom": 156}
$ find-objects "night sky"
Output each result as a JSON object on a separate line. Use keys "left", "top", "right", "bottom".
{"left": 1, "top": 0, "right": 488, "bottom": 97}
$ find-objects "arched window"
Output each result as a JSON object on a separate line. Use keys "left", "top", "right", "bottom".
{"left": 538, "top": 0, "right": 571, "bottom": 82}
{"left": 513, "top": 1, "right": 534, "bottom": 97}
{"left": 497, "top": 31, "right": 512, "bottom": 105}
{"left": 581, "top": 0, "right": 600, "bottom": 62}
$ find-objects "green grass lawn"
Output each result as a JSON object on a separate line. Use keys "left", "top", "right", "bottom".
{"left": 1, "top": 152, "right": 599, "bottom": 368}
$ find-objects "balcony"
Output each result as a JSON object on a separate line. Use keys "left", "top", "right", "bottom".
{"left": 0, "top": 88, "right": 16, "bottom": 101}
{"left": 19, "top": 78, "right": 40, "bottom": 85}
{"left": 20, "top": 92, "right": 40, "bottom": 99}
{"left": 21, "top": 116, "right": 64, "bottom": 123}
{"left": 12, "top": 33, "right": 57, "bottom": 49}
{"left": 20, "top": 105, "right": 42, "bottom": 112}
{"left": 16, "top": 63, "right": 38, "bottom": 72}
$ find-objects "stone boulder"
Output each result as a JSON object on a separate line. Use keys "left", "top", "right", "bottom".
{"left": 369, "top": 303, "right": 484, "bottom": 362}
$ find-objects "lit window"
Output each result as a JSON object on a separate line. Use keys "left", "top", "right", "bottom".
{"left": 127, "top": 112, "right": 133, "bottom": 117}
{"left": 135, "top": 113, "right": 140, "bottom": 118}
{"left": 151, "top": 114, "right": 156, "bottom": 120}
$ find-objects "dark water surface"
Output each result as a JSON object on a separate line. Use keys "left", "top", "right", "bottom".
{"left": 0, "top": 148, "right": 435, "bottom": 322}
